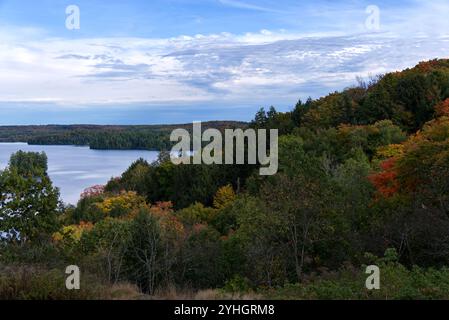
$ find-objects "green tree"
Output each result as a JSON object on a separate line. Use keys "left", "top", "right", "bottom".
{"left": 81, "top": 218, "right": 132, "bottom": 284}
{"left": 9, "top": 150, "right": 48, "bottom": 176}
{"left": 0, "top": 152, "right": 60, "bottom": 242}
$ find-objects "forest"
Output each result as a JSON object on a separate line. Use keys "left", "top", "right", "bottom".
{"left": 1, "top": 59, "right": 449, "bottom": 299}
{"left": 0, "top": 121, "right": 246, "bottom": 151}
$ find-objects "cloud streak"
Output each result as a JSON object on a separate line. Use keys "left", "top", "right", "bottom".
{"left": 218, "top": 0, "right": 280, "bottom": 12}
{"left": 0, "top": 0, "right": 449, "bottom": 122}
{"left": 1, "top": 29, "right": 448, "bottom": 109}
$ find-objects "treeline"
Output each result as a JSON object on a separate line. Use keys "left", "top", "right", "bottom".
{"left": 2, "top": 59, "right": 449, "bottom": 299}
{"left": 254, "top": 59, "right": 449, "bottom": 135}
{"left": 0, "top": 121, "right": 247, "bottom": 151}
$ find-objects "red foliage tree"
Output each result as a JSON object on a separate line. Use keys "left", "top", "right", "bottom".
{"left": 435, "top": 98, "right": 449, "bottom": 117}
{"left": 80, "top": 184, "right": 105, "bottom": 199}
{"left": 368, "top": 158, "right": 400, "bottom": 198}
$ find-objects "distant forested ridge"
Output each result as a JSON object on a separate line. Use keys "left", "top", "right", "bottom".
{"left": 0, "top": 121, "right": 247, "bottom": 150}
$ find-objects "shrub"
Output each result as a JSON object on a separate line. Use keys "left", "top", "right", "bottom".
{"left": 0, "top": 265, "right": 110, "bottom": 300}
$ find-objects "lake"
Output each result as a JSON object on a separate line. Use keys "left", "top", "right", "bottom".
{"left": 0, "top": 143, "right": 159, "bottom": 205}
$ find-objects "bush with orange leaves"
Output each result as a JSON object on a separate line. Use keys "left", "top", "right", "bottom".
{"left": 435, "top": 98, "right": 449, "bottom": 117}
{"left": 149, "top": 201, "right": 185, "bottom": 242}
{"left": 368, "top": 157, "right": 400, "bottom": 198}
{"left": 369, "top": 116, "right": 449, "bottom": 207}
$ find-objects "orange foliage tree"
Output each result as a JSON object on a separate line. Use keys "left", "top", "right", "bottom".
{"left": 368, "top": 157, "right": 400, "bottom": 198}
{"left": 435, "top": 98, "right": 449, "bottom": 117}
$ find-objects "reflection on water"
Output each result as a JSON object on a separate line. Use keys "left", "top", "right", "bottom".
{"left": 0, "top": 143, "right": 159, "bottom": 205}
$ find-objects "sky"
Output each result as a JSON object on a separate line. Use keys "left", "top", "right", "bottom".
{"left": 0, "top": 0, "right": 449, "bottom": 124}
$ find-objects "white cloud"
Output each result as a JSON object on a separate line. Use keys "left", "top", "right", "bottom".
{"left": 218, "top": 0, "right": 280, "bottom": 12}
{"left": 0, "top": 23, "right": 449, "bottom": 108}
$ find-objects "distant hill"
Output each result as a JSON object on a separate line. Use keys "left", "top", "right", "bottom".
{"left": 294, "top": 59, "right": 449, "bottom": 133}
{"left": 0, "top": 121, "right": 248, "bottom": 150}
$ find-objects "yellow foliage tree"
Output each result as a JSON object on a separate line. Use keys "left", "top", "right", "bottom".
{"left": 96, "top": 191, "right": 146, "bottom": 218}
{"left": 374, "top": 144, "right": 405, "bottom": 161}
{"left": 213, "top": 184, "right": 236, "bottom": 209}
{"left": 52, "top": 221, "right": 93, "bottom": 243}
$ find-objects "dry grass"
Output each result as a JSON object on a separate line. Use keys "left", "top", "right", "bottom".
{"left": 107, "top": 283, "right": 144, "bottom": 300}
{"left": 149, "top": 284, "right": 262, "bottom": 300}
{"left": 0, "top": 264, "right": 144, "bottom": 300}
{"left": 0, "top": 264, "right": 261, "bottom": 300}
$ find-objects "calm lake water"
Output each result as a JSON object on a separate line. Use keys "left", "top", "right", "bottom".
{"left": 0, "top": 143, "right": 159, "bottom": 205}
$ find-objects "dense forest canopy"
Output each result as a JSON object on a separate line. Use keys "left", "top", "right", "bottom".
{"left": 2, "top": 59, "right": 449, "bottom": 300}
{"left": 0, "top": 121, "right": 247, "bottom": 150}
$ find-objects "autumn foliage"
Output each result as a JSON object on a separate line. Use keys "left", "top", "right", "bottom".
{"left": 5, "top": 59, "right": 449, "bottom": 299}
{"left": 435, "top": 98, "right": 449, "bottom": 117}
{"left": 368, "top": 157, "right": 400, "bottom": 198}
{"left": 213, "top": 184, "right": 236, "bottom": 209}
{"left": 80, "top": 185, "right": 105, "bottom": 199}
